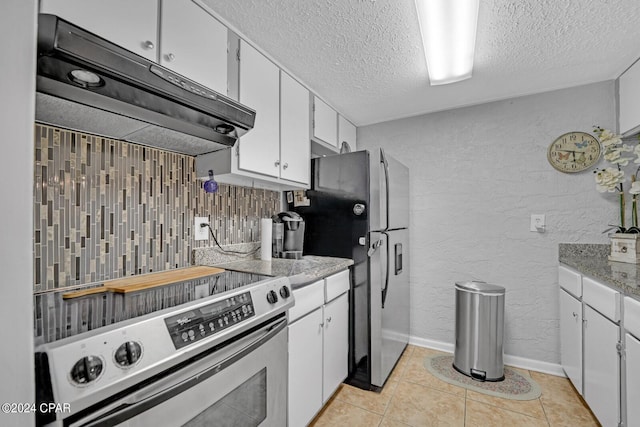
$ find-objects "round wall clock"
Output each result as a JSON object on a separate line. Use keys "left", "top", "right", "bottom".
{"left": 547, "top": 131, "right": 601, "bottom": 173}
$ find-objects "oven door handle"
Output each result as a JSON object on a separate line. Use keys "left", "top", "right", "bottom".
{"left": 75, "top": 317, "right": 288, "bottom": 427}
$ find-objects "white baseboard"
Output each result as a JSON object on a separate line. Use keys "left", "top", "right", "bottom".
{"left": 408, "top": 335, "right": 566, "bottom": 377}
{"left": 409, "top": 336, "right": 454, "bottom": 354}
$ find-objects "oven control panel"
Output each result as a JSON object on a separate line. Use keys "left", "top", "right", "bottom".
{"left": 164, "top": 292, "right": 255, "bottom": 350}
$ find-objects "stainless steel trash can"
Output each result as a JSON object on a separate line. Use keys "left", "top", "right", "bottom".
{"left": 453, "top": 281, "right": 505, "bottom": 381}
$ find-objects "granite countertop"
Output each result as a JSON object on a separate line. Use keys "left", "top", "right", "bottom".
{"left": 559, "top": 243, "right": 640, "bottom": 298}
{"left": 207, "top": 255, "right": 354, "bottom": 289}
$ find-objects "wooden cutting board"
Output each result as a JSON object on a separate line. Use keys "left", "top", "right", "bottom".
{"left": 62, "top": 266, "right": 225, "bottom": 298}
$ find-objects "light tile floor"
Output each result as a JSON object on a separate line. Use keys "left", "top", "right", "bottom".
{"left": 309, "top": 345, "right": 600, "bottom": 427}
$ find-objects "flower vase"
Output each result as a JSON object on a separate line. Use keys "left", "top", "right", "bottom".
{"left": 608, "top": 233, "right": 640, "bottom": 264}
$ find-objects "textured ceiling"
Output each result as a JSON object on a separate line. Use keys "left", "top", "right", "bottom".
{"left": 200, "top": 0, "right": 640, "bottom": 126}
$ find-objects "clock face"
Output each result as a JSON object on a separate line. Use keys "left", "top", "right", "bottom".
{"left": 547, "top": 131, "right": 601, "bottom": 173}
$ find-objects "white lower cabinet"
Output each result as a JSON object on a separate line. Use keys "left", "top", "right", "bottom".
{"left": 322, "top": 293, "right": 348, "bottom": 403}
{"left": 558, "top": 265, "right": 624, "bottom": 427}
{"left": 625, "top": 295, "right": 640, "bottom": 427}
{"left": 583, "top": 304, "right": 620, "bottom": 427}
{"left": 288, "top": 307, "right": 323, "bottom": 427}
{"left": 626, "top": 332, "right": 640, "bottom": 427}
{"left": 288, "top": 271, "right": 349, "bottom": 427}
{"left": 559, "top": 288, "right": 582, "bottom": 393}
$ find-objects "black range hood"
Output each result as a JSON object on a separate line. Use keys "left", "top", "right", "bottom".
{"left": 35, "top": 14, "right": 256, "bottom": 156}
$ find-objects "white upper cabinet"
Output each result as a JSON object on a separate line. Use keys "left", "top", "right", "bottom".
{"left": 40, "top": 0, "right": 227, "bottom": 94}
{"left": 280, "top": 73, "right": 310, "bottom": 185}
{"left": 238, "top": 40, "right": 280, "bottom": 178}
{"left": 40, "top": 0, "right": 159, "bottom": 61}
{"left": 160, "top": 1, "right": 227, "bottom": 94}
{"left": 619, "top": 57, "right": 640, "bottom": 136}
{"left": 313, "top": 96, "right": 338, "bottom": 147}
{"left": 338, "top": 115, "right": 357, "bottom": 152}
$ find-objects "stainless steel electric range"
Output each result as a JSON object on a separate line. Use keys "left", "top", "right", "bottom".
{"left": 34, "top": 270, "right": 294, "bottom": 426}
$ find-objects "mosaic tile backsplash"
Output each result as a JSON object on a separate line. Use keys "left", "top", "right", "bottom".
{"left": 34, "top": 124, "right": 280, "bottom": 291}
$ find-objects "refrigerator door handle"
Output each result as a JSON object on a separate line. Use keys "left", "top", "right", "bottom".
{"left": 367, "top": 238, "right": 383, "bottom": 257}
{"left": 380, "top": 148, "right": 390, "bottom": 232}
{"left": 381, "top": 232, "right": 390, "bottom": 308}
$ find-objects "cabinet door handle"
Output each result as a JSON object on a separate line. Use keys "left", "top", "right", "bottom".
{"left": 283, "top": 163, "right": 288, "bottom": 170}
{"left": 319, "top": 322, "right": 324, "bottom": 328}
{"left": 274, "top": 161, "right": 280, "bottom": 167}
{"left": 572, "top": 312, "right": 578, "bottom": 318}
{"left": 166, "top": 53, "right": 176, "bottom": 62}
{"left": 143, "top": 40, "right": 155, "bottom": 50}
{"left": 326, "top": 316, "right": 332, "bottom": 323}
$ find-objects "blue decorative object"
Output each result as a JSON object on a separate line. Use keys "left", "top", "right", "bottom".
{"left": 203, "top": 170, "right": 218, "bottom": 193}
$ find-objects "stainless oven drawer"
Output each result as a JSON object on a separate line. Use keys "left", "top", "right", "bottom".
{"left": 66, "top": 318, "right": 288, "bottom": 427}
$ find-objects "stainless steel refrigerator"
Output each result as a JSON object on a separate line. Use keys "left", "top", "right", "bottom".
{"left": 289, "top": 149, "right": 410, "bottom": 390}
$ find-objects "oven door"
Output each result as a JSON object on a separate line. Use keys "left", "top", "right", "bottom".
{"left": 67, "top": 318, "right": 287, "bottom": 427}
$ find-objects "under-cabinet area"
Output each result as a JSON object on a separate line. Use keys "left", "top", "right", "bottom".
{"left": 558, "top": 264, "right": 640, "bottom": 427}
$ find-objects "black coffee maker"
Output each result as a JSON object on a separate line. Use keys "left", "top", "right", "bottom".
{"left": 272, "top": 212, "right": 305, "bottom": 259}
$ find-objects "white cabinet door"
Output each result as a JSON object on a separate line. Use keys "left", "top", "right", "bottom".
{"left": 160, "top": 0, "right": 227, "bottom": 94}
{"left": 338, "top": 115, "right": 357, "bottom": 152}
{"left": 313, "top": 96, "right": 338, "bottom": 147}
{"left": 322, "top": 292, "right": 349, "bottom": 403}
{"left": 280, "top": 72, "right": 310, "bottom": 185}
{"left": 288, "top": 308, "right": 323, "bottom": 427}
{"left": 583, "top": 304, "right": 620, "bottom": 427}
{"left": 619, "top": 58, "right": 640, "bottom": 135}
{"left": 40, "top": 0, "right": 158, "bottom": 61}
{"left": 559, "top": 289, "right": 583, "bottom": 394}
{"left": 238, "top": 41, "right": 280, "bottom": 177}
{"left": 627, "top": 332, "right": 640, "bottom": 427}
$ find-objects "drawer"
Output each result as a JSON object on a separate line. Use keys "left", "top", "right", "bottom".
{"left": 624, "top": 296, "right": 640, "bottom": 339}
{"left": 325, "top": 270, "right": 350, "bottom": 303}
{"left": 289, "top": 280, "right": 324, "bottom": 323}
{"left": 559, "top": 265, "right": 582, "bottom": 297}
{"left": 582, "top": 276, "right": 620, "bottom": 322}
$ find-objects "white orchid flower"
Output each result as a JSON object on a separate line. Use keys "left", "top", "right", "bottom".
{"left": 595, "top": 167, "right": 624, "bottom": 193}
{"left": 634, "top": 145, "right": 640, "bottom": 163}
{"left": 599, "top": 129, "right": 623, "bottom": 147}
{"left": 605, "top": 148, "right": 633, "bottom": 166}
{"left": 612, "top": 157, "right": 632, "bottom": 166}
{"left": 630, "top": 181, "right": 640, "bottom": 195}
{"left": 601, "top": 138, "right": 620, "bottom": 148}
{"left": 600, "top": 129, "right": 615, "bottom": 139}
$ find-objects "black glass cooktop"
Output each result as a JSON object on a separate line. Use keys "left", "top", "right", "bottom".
{"left": 33, "top": 270, "right": 270, "bottom": 344}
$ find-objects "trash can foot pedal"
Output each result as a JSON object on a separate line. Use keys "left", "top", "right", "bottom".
{"left": 470, "top": 369, "right": 486, "bottom": 382}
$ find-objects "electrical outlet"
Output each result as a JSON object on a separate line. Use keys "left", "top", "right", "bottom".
{"left": 530, "top": 214, "right": 545, "bottom": 232}
{"left": 194, "top": 217, "right": 209, "bottom": 241}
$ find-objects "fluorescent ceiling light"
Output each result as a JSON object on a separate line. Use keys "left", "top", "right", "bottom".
{"left": 415, "top": 0, "right": 480, "bottom": 85}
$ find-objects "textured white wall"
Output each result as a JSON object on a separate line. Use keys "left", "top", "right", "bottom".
{"left": 358, "top": 81, "right": 617, "bottom": 364}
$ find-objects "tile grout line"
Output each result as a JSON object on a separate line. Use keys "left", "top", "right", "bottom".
{"left": 527, "top": 368, "right": 552, "bottom": 427}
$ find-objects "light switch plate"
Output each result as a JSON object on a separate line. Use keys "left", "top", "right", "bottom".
{"left": 194, "top": 217, "right": 209, "bottom": 240}
{"left": 530, "top": 214, "right": 545, "bottom": 232}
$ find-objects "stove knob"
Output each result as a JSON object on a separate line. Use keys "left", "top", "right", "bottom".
{"left": 279, "top": 286, "right": 291, "bottom": 299}
{"left": 266, "top": 290, "right": 278, "bottom": 304}
{"left": 114, "top": 341, "right": 142, "bottom": 368}
{"left": 70, "top": 356, "right": 103, "bottom": 385}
